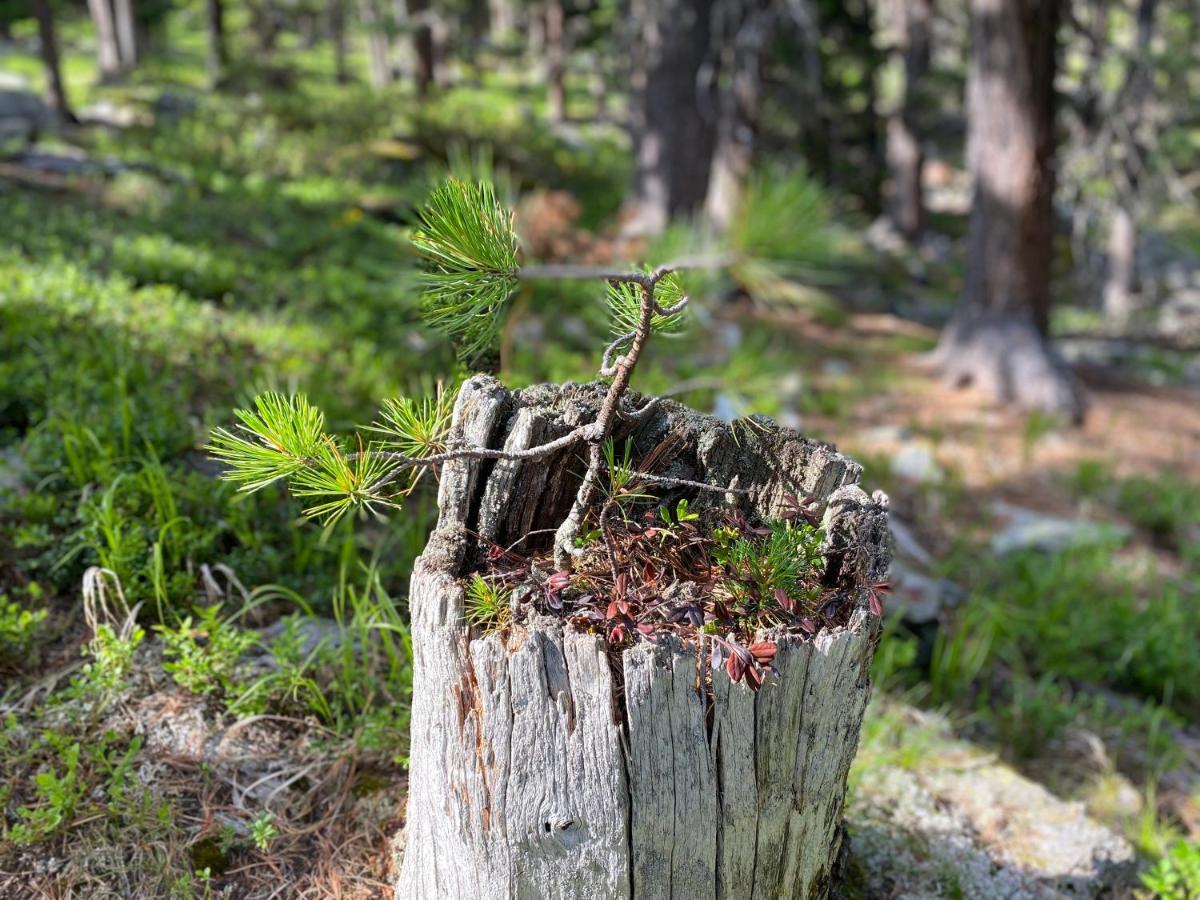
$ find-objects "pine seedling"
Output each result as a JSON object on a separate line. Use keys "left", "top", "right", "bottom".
{"left": 209, "top": 176, "right": 735, "bottom": 563}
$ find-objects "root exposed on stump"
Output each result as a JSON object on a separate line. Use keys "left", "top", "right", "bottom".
{"left": 396, "top": 376, "right": 890, "bottom": 900}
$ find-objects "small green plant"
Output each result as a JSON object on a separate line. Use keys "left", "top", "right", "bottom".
{"left": 157, "top": 605, "right": 259, "bottom": 697}
{"left": 712, "top": 521, "right": 824, "bottom": 622}
{"left": 6, "top": 733, "right": 83, "bottom": 846}
{"left": 249, "top": 810, "right": 280, "bottom": 852}
{"left": 1141, "top": 840, "right": 1200, "bottom": 898}
{"left": 465, "top": 575, "right": 511, "bottom": 631}
{"left": 0, "top": 594, "right": 47, "bottom": 654}
{"left": 74, "top": 621, "right": 146, "bottom": 701}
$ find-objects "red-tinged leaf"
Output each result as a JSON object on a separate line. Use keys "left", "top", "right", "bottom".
{"left": 487, "top": 544, "right": 505, "bottom": 561}
{"left": 799, "top": 616, "right": 817, "bottom": 635}
{"left": 641, "top": 563, "right": 658, "bottom": 584}
{"left": 617, "top": 600, "right": 630, "bottom": 616}
{"left": 744, "top": 665, "right": 764, "bottom": 690}
{"left": 748, "top": 641, "right": 777, "bottom": 665}
{"left": 636, "top": 622, "right": 656, "bottom": 636}
{"left": 615, "top": 573, "right": 628, "bottom": 597}
{"left": 609, "top": 623, "right": 626, "bottom": 644}
{"left": 774, "top": 587, "right": 794, "bottom": 613}
{"left": 605, "top": 600, "right": 620, "bottom": 621}
{"left": 643, "top": 528, "right": 659, "bottom": 539}
{"left": 547, "top": 570, "right": 571, "bottom": 591}
{"left": 725, "top": 653, "right": 746, "bottom": 682}
{"left": 868, "top": 592, "right": 883, "bottom": 617}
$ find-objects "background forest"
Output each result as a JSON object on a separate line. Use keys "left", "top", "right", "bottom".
{"left": 1, "top": 0, "right": 1198, "bottom": 896}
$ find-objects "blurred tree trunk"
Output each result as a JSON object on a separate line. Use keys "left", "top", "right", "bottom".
{"left": 113, "top": 0, "right": 138, "bottom": 67}
{"left": 545, "top": 0, "right": 567, "bottom": 122}
{"left": 1103, "top": 0, "right": 1157, "bottom": 326}
{"left": 360, "top": 0, "right": 394, "bottom": 87}
{"left": 331, "top": 0, "right": 349, "bottom": 83}
{"left": 488, "top": 0, "right": 515, "bottom": 44}
{"left": 629, "top": 0, "right": 717, "bottom": 234}
{"left": 32, "top": 0, "right": 75, "bottom": 122}
{"left": 934, "top": 0, "right": 1085, "bottom": 420}
{"left": 206, "top": 0, "right": 227, "bottom": 86}
{"left": 884, "top": 0, "right": 933, "bottom": 242}
{"left": 704, "top": 0, "right": 770, "bottom": 232}
{"left": 87, "top": 0, "right": 122, "bottom": 78}
{"left": 410, "top": 0, "right": 435, "bottom": 96}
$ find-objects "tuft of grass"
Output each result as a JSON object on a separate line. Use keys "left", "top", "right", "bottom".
{"left": 464, "top": 575, "right": 511, "bottom": 631}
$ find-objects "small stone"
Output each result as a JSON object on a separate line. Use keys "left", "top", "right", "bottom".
{"left": 891, "top": 444, "right": 943, "bottom": 484}
{"left": 990, "top": 502, "right": 1130, "bottom": 556}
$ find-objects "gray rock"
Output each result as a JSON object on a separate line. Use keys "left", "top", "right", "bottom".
{"left": 891, "top": 444, "right": 943, "bottom": 484}
{"left": 889, "top": 559, "right": 962, "bottom": 624}
{"left": 0, "top": 88, "right": 52, "bottom": 146}
{"left": 844, "top": 706, "right": 1137, "bottom": 899}
{"left": 990, "top": 502, "right": 1130, "bottom": 556}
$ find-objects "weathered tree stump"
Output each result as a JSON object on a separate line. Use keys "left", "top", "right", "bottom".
{"left": 395, "top": 376, "right": 889, "bottom": 899}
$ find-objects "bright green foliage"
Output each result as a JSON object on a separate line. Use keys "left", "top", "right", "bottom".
{"left": 606, "top": 271, "right": 686, "bottom": 335}
{"left": 369, "top": 386, "right": 458, "bottom": 463}
{"left": 74, "top": 623, "right": 146, "bottom": 702}
{"left": 6, "top": 735, "right": 83, "bottom": 846}
{"left": 1141, "top": 840, "right": 1200, "bottom": 898}
{"left": 412, "top": 177, "right": 520, "bottom": 360}
{"left": 249, "top": 811, "right": 280, "bottom": 853}
{"left": 465, "top": 575, "right": 511, "bottom": 630}
{"left": 156, "top": 605, "right": 259, "bottom": 697}
{"left": 713, "top": 521, "right": 824, "bottom": 617}
{"left": 209, "top": 393, "right": 329, "bottom": 493}
{"left": 207, "top": 393, "right": 398, "bottom": 524}
{"left": 0, "top": 595, "right": 46, "bottom": 654}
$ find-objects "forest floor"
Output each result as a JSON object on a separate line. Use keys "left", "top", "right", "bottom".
{"left": 3, "top": 20, "right": 1199, "bottom": 898}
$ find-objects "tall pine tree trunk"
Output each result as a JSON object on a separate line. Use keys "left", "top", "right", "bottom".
{"left": 88, "top": 0, "right": 122, "bottom": 79}
{"left": 360, "top": 0, "right": 394, "bottom": 88}
{"left": 629, "top": 0, "right": 717, "bottom": 235}
{"left": 885, "top": 0, "right": 933, "bottom": 242}
{"left": 410, "top": 0, "right": 435, "bottom": 97}
{"left": 331, "top": 0, "right": 349, "bottom": 84}
{"left": 704, "top": 0, "right": 769, "bottom": 232}
{"left": 112, "top": 0, "right": 138, "bottom": 68}
{"left": 933, "top": 0, "right": 1085, "bottom": 421}
{"left": 206, "top": 0, "right": 227, "bottom": 86}
{"left": 1103, "top": 0, "right": 1157, "bottom": 326}
{"left": 32, "top": 0, "right": 75, "bottom": 122}
{"left": 545, "top": 0, "right": 567, "bottom": 123}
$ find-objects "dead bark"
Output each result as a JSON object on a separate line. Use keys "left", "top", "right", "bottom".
{"left": 32, "top": 0, "right": 75, "bottom": 123}
{"left": 884, "top": 0, "right": 933, "bottom": 242}
{"left": 934, "top": 0, "right": 1085, "bottom": 421}
{"left": 628, "top": 0, "right": 718, "bottom": 235}
{"left": 394, "top": 376, "right": 889, "bottom": 899}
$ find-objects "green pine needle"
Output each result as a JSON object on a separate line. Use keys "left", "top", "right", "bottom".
{"left": 368, "top": 385, "right": 457, "bottom": 460}
{"left": 290, "top": 436, "right": 396, "bottom": 524}
{"left": 207, "top": 392, "right": 327, "bottom": 493}
{"left": 606, "top": 271, "right": 686, "bottom": 336}
{"left": 412, "top": 178, "right": 520, "bottom": 360}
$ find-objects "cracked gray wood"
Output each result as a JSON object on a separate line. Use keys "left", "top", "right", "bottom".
{"left": 395, "top": 376, "right": 889, "bottom": 899}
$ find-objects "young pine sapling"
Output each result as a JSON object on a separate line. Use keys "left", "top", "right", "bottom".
{"left": 208, "top": 177, "right": 734, "bottom": 568}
